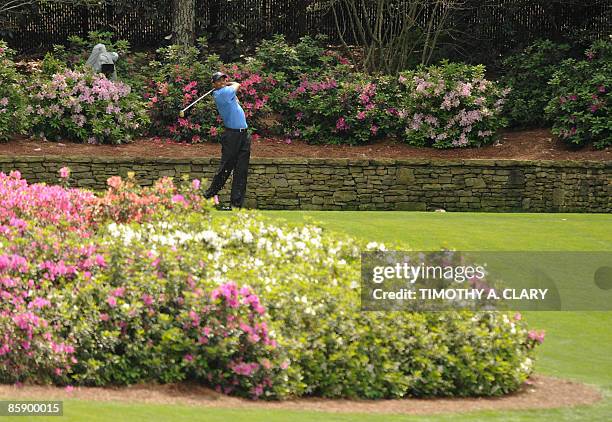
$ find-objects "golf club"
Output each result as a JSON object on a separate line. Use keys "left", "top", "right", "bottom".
{"left": 179, "top": 88, "right": 215, "bottom": 118}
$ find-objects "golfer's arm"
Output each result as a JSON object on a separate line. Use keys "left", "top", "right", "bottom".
{"left": 226, "top": 81, "right": 241, "bottom": 91}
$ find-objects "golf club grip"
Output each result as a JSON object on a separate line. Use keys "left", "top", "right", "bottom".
{"left": 180, "top": 89, "right": 214, "bottom": 113}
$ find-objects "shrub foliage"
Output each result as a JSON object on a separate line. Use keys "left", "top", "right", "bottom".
{"left": 501, "top": 40, "right": 572, "bottom": 128}
{"left": 0, "top": 41, "right": 27, "bottom": 141}
{"left": 0, "top": 170, "right": 543, "bottom": 399}
{"left": 26, "top": 68, "right": 149, "bottom": 144}
{"left": 545, "top": 39, "right": 611, "bottom": 148}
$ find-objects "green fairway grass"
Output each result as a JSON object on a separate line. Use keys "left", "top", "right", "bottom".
{"left": 7, "top": 212, "right": 612, "bottom": 422}
{"left": 262, "top": 211, "right": 612, "bottom": 251}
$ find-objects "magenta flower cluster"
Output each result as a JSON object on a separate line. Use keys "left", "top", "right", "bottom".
{"left": 147, "top": 63, "right": 275, "bottom": 144}
{"left": 180, "top": 281, "right": 285, "bottom": 398}
{"left": 284, "top": 75, "right": 386, "bottom": 145}
{"left": 289, "top": 77, "right": 338, "bottom": 98}
{"left": 0, "top": 170, "right": 95, "bottom": 232}
{"left": 0, "top": 172, "right": 108, "bottom": 384}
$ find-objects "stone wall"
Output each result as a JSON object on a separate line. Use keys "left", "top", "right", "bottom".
{"left": 1, "top": 155, "right": 610, "bottom": 212}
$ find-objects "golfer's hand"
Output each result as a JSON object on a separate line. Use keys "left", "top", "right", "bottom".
{"left": 226, "top": 81, "right": 241, "bottom": 91}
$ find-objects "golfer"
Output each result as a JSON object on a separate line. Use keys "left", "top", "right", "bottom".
{"left": 204, "top": 71, "right": 251, "bottom": 209}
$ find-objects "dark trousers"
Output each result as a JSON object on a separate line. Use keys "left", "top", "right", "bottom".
{"left": 205, "top": 129, "right": 251, "bottom": 207}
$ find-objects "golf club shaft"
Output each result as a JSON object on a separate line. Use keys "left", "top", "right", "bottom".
{"left": 180, "top": 88, "right": 214, "bottom": 114}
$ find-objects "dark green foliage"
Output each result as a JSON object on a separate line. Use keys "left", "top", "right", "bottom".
{"left": 545, "top": 38, "right": 612, "bottom": 148}
{"left": 500, "top": 40, "right": 572, "bottom": 128}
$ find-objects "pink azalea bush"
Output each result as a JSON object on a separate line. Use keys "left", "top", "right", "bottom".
{"left": 0, "top": 41, "right": 27, "bottom": 141}
{"left": 544, "top": 38, "right": 611, "bottom": 148}
{"left": 219, "top": 62, "right": 277, "bottom": 127}
{"left": 0, "top": 220, "right": 103, "bottom": 384}
{"left": 180, "top": 282, "right": 287, "bottom": 398}
{"left": 0, "top": 172, "right": 103, "bottom": 383}
{"left": 0, "top": 169, "right": 96, "bottom": 234}
{"left": 145, "top": 45, "right": 214, "bottom": 142}
{"left": 85, "top": 174, "right": 210, "bottom": 225}
{"left": 282, "top": 73, "right": 394, "bottom": 144}
{"left": 146, "top": 37, "right": 344, "bottom": 144}
{"left": 146, "top": 68, "right": 218, "bottom": 143}
{"left": 146, "top": 51, "right": 274, "bottom": 143}
{"left": 275, "top": 60, "right": 508, "bottom": 147}
{"left": 397, "top": 61, "right": 510, "bottom": 148}
{"left": 64, "top": 262, "right": 287, "bottom": 397}
{"left": 0, "top": 170, "right": 287, "bottom": 397}
{"left": 25, "top": 68, "right": 149, "bottom": 144}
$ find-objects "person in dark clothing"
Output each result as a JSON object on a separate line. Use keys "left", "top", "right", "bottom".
{"left": 204, "top": 71, "right": 251, "bottom": 210}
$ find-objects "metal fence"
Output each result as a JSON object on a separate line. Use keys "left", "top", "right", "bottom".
{"left": 3, "top": 0, "right": 611, "bottom": 59}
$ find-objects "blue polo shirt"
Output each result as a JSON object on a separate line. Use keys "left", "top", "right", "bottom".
{"left": 212, "top": 86, "right": 248, "bottom": 129}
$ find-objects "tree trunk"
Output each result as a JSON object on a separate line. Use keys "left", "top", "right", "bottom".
{"left": 172, "top": 0, "right": 195, "bottom": 46}
{"left": 208, "top": 0, "right": 221, "bottom": 33}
